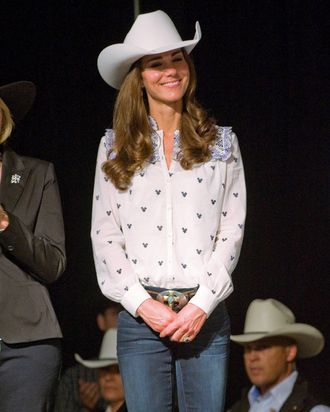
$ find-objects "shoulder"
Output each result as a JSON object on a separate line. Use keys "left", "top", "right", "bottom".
{"left": 226, "top": 387, "right": 250, "bottom": 412}
{"left": 5, "top": 147, "right": 53, "bottom": 172}
{"left": 210, "top": 126, "right": 236, "bottom": 161}
{"left": 288, "top": 375, "right": 330, "bottom": 411}
{"left": 22, "top": 156, "right": 52, "bottom": 170}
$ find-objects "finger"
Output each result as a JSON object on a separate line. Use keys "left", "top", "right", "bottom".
{"left": 80, "top": 382, "right": 98, "bottom": 398}
{"left": 139, "top": 301, "right": 177, "bottom": 333}
{"left": 170, "top": 327, "right": 194, "bottom": 342}
{"left": 159, "top": 319, "right": 182, "bottom": 337}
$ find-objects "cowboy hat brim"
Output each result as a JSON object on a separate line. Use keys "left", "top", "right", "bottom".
{"left": 230, "top": 323, "right": 325, "bottom": 358}
{"left": 97, "top": 21, "right": 201, "bottom": 89}
{"left": 0, "top": 81, "right": 36, "bottom": 123}
{"left": 74, "top": 353, "right": 118, "bottom": 369}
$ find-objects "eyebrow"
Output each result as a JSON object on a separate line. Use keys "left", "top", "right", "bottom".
{"left": 144, "top": 50, "right": 182, "bottom": 64}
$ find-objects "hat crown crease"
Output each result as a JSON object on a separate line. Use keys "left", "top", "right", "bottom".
{"left": 244, "top": 299, "right": 295, "bottom": 333}
{"left": 124, "top": 12, "right": 183, "bottom": 51}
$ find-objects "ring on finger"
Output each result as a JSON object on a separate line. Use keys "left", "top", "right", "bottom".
{"left": 182, "top": 336, "right": 190, "bottom": 343}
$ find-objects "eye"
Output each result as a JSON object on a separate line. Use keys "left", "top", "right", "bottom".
{"left": 149, "top": 61, "right": 162, "bottom": 68}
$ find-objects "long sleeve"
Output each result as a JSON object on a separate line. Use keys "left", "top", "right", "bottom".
{"left": 91, "top": 138, "right": 150, "bottom": 316}
{"left": 0, "top": 162, "right": 66, "bottom": 284}
{"left": 190, "top": 132, "right": 246, "bottom": 315}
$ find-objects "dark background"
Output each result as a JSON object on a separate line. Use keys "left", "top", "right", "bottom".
{"left": 1, "top": 0, "right": 329, "bottom": 407}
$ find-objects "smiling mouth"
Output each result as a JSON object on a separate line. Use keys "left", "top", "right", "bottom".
{"left": 161, "top": 80, "right": 181, "bottom": 87}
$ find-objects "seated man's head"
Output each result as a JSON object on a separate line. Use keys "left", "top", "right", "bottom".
{"left": 242, "top": 335, "right": 297, "bottom": 394}
{"left": 231, "top": 298, "right": 324, "bottom": 394}
{"left": 99, "top": 363, "right": 125, "bottom": 405}
{"left": 75, "top": 329, "right": 125, "bottom": 410}
{"left": 96, "top": 300, "right": 122, "bottom": 332}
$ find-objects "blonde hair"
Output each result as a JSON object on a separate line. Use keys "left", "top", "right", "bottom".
{"left": 0, "top": 98, "right": 14, "bottom": 145}
{"left": 102, "top": 52, "right": 217, "bottom": 191}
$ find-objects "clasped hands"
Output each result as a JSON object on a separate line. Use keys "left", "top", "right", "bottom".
{"left": 137, "top": 298, "right": 207, "bottom": 343}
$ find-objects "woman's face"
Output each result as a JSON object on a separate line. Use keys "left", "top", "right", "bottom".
{"left": 140, "top": 49, "right": 190, "bottom": 111}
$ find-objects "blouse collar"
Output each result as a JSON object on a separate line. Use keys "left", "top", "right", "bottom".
{"left": 148, "top": 116, "right": 180, "bottom": 163}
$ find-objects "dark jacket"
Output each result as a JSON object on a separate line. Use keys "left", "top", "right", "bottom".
{"left": 228, "top": 375, "right": 324, "bottom": 412}
{"left": 0, "top": 146, "right": 66, "bottom": 343}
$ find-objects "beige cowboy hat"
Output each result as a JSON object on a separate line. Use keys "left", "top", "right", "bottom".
{"left": 0, "top": 81, "right": 36, "bottom": 123}
{"left": 230, "top": 298, "right": 325, "bottom": 358}
{"left": 75, "top": 328, "right": 118, "bottom": 368}
{"left": 97, "top": 10, "right": 201, "bottom": 89}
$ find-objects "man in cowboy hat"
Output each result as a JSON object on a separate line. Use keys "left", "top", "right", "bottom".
{"left": 54, "top": 299, "right": 122, "bottom": 412}
{"left": 74, "top": 328, "right": 127, "bottom": 412}
{"left": 227, "top": 298, "right": 329, "bottom": 412}
{"left": 0, "top": 81, "right": 66, "bottom": 411}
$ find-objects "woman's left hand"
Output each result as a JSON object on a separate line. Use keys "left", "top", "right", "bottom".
{"left": 159, "top": 303, "right": 207, "bottom": 343}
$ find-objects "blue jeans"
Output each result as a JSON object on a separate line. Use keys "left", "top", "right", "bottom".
{"left": 117, "top": 302, "right": 230, "bottom": 412}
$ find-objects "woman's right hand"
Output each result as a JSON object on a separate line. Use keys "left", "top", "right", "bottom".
{"left": 137, "top": 298, "right": 177, "bottom": 333}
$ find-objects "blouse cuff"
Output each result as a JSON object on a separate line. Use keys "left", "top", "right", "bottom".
{"left": 189, "top": 285, "right": 219, "bottom": 317}
{"left": 120, "top": 282, "right": 152, "bottom": 317}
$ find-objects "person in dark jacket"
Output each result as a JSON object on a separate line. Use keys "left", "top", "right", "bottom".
{"left": 227, "top": 298, "right": 329, "bottom": 412}
{"left": 0, "top": 81, "right": 66, "bottom": 412}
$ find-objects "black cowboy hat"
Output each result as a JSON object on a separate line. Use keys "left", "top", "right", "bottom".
{"left": 0, "top": 81, "right": 36, "bottom": 123}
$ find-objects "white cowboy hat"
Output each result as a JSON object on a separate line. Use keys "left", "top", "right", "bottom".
{"left": 97, "top": 10, "right": 202, "bottom": 89}
{"left": 75, "top": 328, "right": 118, "bottom": 368}
{"left": 230, "top": 299, "right": 325, "bottom": 358}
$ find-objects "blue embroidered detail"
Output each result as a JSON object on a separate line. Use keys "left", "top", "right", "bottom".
{"left": 103, "top": 120, "right": 233, "bottom": 162}
{"left": 210, "top": 126, "right": 232, "bottom": 161}
{"left": 173, "top": 130, "right": 181, "bottom": 160}
{"left": 104, "top": 129, "right": 116, "bottom": 160}
{"left": 149, "top": 116, "right": 181, "bottom": 161}
{"left": 149, "top": 129, "right": 161, "bottom": 163}
{"left": 148, "top": 116, "right": 158, "bottom": 131}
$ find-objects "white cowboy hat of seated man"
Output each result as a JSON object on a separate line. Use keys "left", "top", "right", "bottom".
{"left": 75, "top": 328, "right": 118, "bottom": 368}
{"left": 75, "top": 329, "right": 125, "bottom": 407}
{"left": 230, "top": 298, "right": 324, "bottom": 358}
{"left": 97, "top": 10, "right": 201, "bottom": 89}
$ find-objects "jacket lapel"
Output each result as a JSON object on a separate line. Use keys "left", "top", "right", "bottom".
{"left": 1, "top": 147, "right": 28, "bottom": 212}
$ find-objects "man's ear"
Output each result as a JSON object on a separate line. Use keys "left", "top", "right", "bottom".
{"left": 286, "top": 344, "right": 298, "bottom": 362}
{"left": 96, "top": 313, "right": 106, "bottom": 332}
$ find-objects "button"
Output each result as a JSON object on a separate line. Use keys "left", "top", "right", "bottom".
{"left": 7, "top": 245, "right": 14, "bottom": 251}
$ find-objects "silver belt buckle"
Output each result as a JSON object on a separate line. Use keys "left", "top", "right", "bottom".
{"left": 156, "top": 290, "right": 188, "bottom": 312}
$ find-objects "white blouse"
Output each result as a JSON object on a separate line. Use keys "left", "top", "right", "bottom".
{"left": 91, "top": 119, "right": 246, "bottom": 317}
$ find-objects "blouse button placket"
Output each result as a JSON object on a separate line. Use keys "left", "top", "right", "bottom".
{"left": 158, "top": 131, "right": 174, "bottom": 285}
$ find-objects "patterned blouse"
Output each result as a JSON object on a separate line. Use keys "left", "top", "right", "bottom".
{"left": 91, "top": 118, "right": 246, "bottom": 317}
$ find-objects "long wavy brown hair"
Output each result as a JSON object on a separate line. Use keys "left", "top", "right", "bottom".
{"left": 102, "top": 51, "right": 218, "bottom": 191}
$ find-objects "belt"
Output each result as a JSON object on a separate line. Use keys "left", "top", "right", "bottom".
{"left": 144, "top": 286, "right": 199, "bottom": 312}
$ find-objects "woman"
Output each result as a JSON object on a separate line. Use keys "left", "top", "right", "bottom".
{"left": 0, "top": 81, "right": 66, "bottom": 411}
{"left": 92, "top": 10, "right": 246, "bottom": 412}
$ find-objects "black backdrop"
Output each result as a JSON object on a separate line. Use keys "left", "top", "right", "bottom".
{"left": 1, "top": 0, "right": 329, "bottom": 406}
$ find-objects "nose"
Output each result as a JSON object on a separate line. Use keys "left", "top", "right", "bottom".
{"left": 103, "top": 372, "right": 115, "bottom": 382}
{"left": 245, "top": 348, "right": 260, "bottom": 361}
{"left": 163, "top": 63, "right": 177, "bottom": 75}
